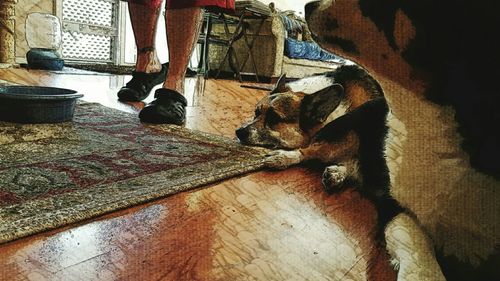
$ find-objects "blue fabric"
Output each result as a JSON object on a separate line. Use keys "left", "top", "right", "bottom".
{"left": 280, "top": 15, "right": 303, "bottom": 36}
{"left": 284, "top": 38, "right": 340, "bottom": 62}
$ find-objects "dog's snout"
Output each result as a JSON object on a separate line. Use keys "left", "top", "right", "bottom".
{"left": 236, "top": 127, "right": 250, "bottom": 141}
{"left": 305, "top": 1, "right": 321, "bottom": 18}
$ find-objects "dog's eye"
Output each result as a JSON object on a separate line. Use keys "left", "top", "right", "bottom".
{"left": 266, "top": 109, "right": 282, "bottom": 126}
{"left": 255, "top": 106, "right": 263, "bottom": 117}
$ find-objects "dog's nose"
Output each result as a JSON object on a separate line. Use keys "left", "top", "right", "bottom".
{"left": 305, "top": 1, "right": 321, "bottom": 18}
{"left": 235, "top": 127, "right": 250, "bottom": 141}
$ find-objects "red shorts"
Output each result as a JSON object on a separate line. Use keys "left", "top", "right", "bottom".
{"left": 123, "top": 0, "right": 234, "bottom": 10}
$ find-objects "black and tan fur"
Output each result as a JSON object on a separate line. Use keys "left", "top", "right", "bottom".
{"left": 304, "top": 0, "right": 500, "bottom": 281}
{"left": 237, "top": 64, "right": 403, "bottom": 231}
{"left": 304, "top": 0, "right": 500, "bottom": 179}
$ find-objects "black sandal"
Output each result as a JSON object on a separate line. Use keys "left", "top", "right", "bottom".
{"left": 139, "top": 88, "right": 187, "bottom": 125}
{"left": 117, "top": 63, "right": 168, "bottom": 102}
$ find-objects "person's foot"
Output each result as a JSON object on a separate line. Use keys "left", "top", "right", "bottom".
{"left": 117, "top": 63, "right": 168, "bottom": 102}
{"left": 138, "top": 88, "right": 187, "bottom": 125}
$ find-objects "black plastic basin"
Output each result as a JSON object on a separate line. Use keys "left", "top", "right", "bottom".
{"left": 26, "top": 48, "right": 64, "bottom": 71}
{"left": 0, "top": 86, "right": 83, "bottom": 123}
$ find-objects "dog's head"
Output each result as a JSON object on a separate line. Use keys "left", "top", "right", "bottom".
{"left": 304, "top": 0, "right": 500, "bottom": 178}
{"left": 304, "top": 0, "right": 423, "bottom": 87}
{"left": 236, "top": 74, "right": 344, "bottom": 149}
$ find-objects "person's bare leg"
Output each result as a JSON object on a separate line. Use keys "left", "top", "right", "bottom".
{"left": 118, "top": 2, "right": 166, "bottom": 102}
{"left": 138, "top": 6, "right": 202, "bottom": 124}
{"left": 128, "top": 2, "right": 162, "bottom": 73}
{"left": 163, "top": 7, "right": 203, "bottom": 93}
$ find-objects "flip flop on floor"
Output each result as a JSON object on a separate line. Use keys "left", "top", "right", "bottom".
{"left": 139, "top": 88, "right": 187, "bottom": 125}
{"left": 117, "top": 63, "right": 168, "bottom": 102}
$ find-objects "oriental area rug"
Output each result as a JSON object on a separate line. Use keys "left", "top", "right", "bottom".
{"left": 0, "top": 100, "right": 268, "bottom": 244}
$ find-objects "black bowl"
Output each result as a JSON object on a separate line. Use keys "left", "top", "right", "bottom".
{"left": 0, "top": 86, "right": 83, "bottom": 123}
{"left": 26, "top": 49, "right": 64, "bottom": 71}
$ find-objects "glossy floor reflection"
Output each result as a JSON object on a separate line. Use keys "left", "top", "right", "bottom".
{"left": 0, "top": 67, "right": 396, "bottom": 281}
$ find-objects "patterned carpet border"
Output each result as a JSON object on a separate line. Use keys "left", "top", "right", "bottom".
{"left": 0, "top": 90, "right": 269, "bottom": 244}
{"left": 0, "top": 153, "right": 265, "bottom": 244}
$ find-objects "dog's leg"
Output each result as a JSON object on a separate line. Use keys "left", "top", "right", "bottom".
{"left": 264, "top": 130, "right": 359, "bottom": 170}
{"left": 385, "top": 213, "right": 446, "bottom": 281}
{"left": 322, "top": 164, "right": 348, "bottom": 191}
{"left": 264, "top": 149, "right": 303, "bottom": 170}
{"left": 322, "top": 160, "right": 362, "bottom": 192}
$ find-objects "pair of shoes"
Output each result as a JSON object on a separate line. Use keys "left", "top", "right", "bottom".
{"left": 117, "top": 63, "right": 168, "bottom": 102}
{"left": 139, "top": 88, "right": 187, "bottom": 125}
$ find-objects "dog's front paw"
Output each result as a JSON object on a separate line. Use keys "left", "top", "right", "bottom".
{"left": 322, "top": 165, "right": 348, "bottom": 192}
{"left": 264, "top": 150, "right": 302, "bottom": 170}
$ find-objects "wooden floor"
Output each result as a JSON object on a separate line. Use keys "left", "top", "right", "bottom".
{"left": 0, "top": 67, "right": 396, "bottom": 281}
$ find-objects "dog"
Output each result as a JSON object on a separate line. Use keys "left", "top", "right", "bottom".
{"left": 236, "top": 64, "right": 404, "bottom": 226}
{"left": 237, "top": 64, "right": 444, "bottom": 280}
{"left": 303, "top": 0, "right": 500, "bottom": 280}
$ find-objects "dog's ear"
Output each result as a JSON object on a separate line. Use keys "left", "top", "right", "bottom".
{"left": 300, "top": 83, "right": 344, "bottom": 130}
{"left": 270, "top": 73, "right": 290, "bottom": 94}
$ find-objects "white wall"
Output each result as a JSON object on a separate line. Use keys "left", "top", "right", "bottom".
{"left": 259, "top": 0, "right": 311, "bottom": 16}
